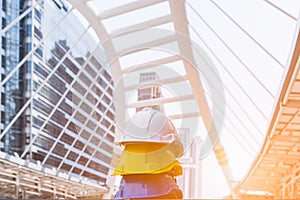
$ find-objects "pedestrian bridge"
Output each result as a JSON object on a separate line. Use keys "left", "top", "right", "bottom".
{"left": 1, "top": 0, "right": 299, "bottom": 198}
{"left": 67, "top": 0, "right": 300, "bottom": 198}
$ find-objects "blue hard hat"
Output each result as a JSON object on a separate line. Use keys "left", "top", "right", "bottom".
{"left": 114, "top": 174, "right": 183, "bottom": 199}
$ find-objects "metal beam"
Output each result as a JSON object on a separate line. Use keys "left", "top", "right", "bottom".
{"left": 169, "top": 0, "right": 236, "bottom": 191}
{"left": 110, "top": 15, "right": 173, "bottom": 38}
{"left": 100, "top": 0, "right": 167, "bottom": 20}
{"left": 116, "top": 34, "right": 177, "bottom": 56}
{"left": 168, "top": 112, "right": 200, "bottom": 120}
{"left": 122, "top": 55, "right": 181, "bottom": 74}
{"left": 127, "top": 94, "right": 194, "bottom": 108}
{"left": 125, "top": 75, "right": 187, "bottom": 91}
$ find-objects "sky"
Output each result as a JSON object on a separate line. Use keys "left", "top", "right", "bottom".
{"left": 188, "top": 1, "right": 299, "bottom": 198}
{"left": 72, "top": 0, "right": 300, "bottom": 198}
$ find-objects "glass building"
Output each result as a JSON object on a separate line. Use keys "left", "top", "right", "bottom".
{"left": 0, "top": 0, "right": 115, "bottom": 198}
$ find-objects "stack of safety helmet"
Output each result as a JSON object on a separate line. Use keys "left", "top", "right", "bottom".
{"left": 113, "top": 108, "right": 184, "bottom": 199}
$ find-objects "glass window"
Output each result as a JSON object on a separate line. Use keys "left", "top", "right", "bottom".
{"left": 64, "top": 57, "right": 78, "bottom": 74}
{"left": 34, "top": 26, "right": 43, "bottom": 39}
{"left": 90, "top": 56, "right": 102, "bottom": 70}
{"left": 74, "top": 111, "right": 86, "bottom": 124}
{"left": 2, "top": 0, "right": 6, "bottom": 12}
{"left": 59, "top": 101, "right": 72, "bottom": 115}
{"left": 85, "top": 64, "right": 96, "bottom": 78}
{"left": 34, "top": 63, "right": 48, "bottom": 77}
{"left": 78, "top": 156, "right": 88, "bottom": 166}
{"left": 80, "top": 101, "right": 92, "bottom": 114}
{"left": 101, "top": 118, "right": 109, "bottom": 128}
{"left": 60, "top": 133, "right": 74, "bottom": 145}
{"left": 52, "top": 110, "right": 68, "bottom": 126}
{"left": 90, "top": 136, "right": 100, "bottom": 146}
{"left": 67, "top": 151, "right": 78, "bottom": 162}
{"left": 107, "top": 87, "right": 113, "bottom": 96}
{"left": 71, "top": 167, "right": 81, "bottom": 175}
{"left": 81, "top": 129, "right": 90, "bottom": 140}
{"left": 97, "top": 103, "right": 106, "bottom": 113}
{"left": 106, "top": 110, "right": 113, "bottom": 119}
{"left": 33, "top": 99, "right": 52, "bottom": 115}
{"left": 103, "top": 95, "right": 110, "bottom": 105}
{"left": 96, "top": 127, "right": 105, "bottom": 137}
{"left": 2, "top": 18, "right": 6, "bottom": 29}
{"left": 47, "top": 57, "right": 58, "bottom": 69}
{"left": 105, "top": 134, "right": 114, "bottom": 143}
{"left": 74, "top": 140, "right": 84, "bottom": 150}
{"left": 88, "top": 160, "right": 109, "bottom": 174}
{"left": 86, "top": 120, "right": 96, "bottom": 131}
{"left": 1, "top": 36, "right": 6, "bottom": 49}
{"left": 1, "top": 111, "right": 5, "bottom": 124}
{"left": 44, "top": 155, "right": 61, "bottom": 168}
{"left": 44, "top": 121, "right": 63, "bottom": 138}
{"left": 103, "top": 71, "right": 111, "bottom": 81}
{"left": 26, "top": 43, "right": 32, "bottom": 52}
{"left": 110, "top": 125, "right": 115, "bottom": 133}
{"left": 94, "top": 151, "right": 111, "bottom": 163}
{"left": 82, "top": 171, "right": 105, "bottom": 182}
{"left": 33, "top": 116, "right": 44, "bottom": 128}
{"left": 68, "top": 122, "right": 78, "bottom": 134}
{"left": 52, "top": 143, "right": 68, "bottom": 157}
{"left": 34, "top": 8, "right": 42, "bottom": 21}
{"left": 100, "top": 142, "right": 113, "bottom": 154}
{"left": 79, "top": 72, "right": 91, "bottom": 86}
{"left": 61, "top": 163, "right": 72, "bottom": 171}
{"left": 35, "top": 47, "right": 43, "bottom": 58}
{"left": 86, "top": 92, "right": 96, "bottom": 105}
{"left": 26, "top": 24, "right": 32, "bottom": 37}
{"left": 49, "top": 74, "right": 66, "bottom": 92}
{"left": 1, "top": 55, "right": 6, "bottom": 68}
{"left": 1, "top": 74, "right": 5, "bottom": 82}
{"left": 99, "top": 77, "right": 107, "bottom": 88}
{"left": 73, "top": 82, "right": 86, "bottom": 95}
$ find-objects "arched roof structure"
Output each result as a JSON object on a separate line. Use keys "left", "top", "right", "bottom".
{"left": 1, "top": 0, "right": 299, "bottom": 198}
{"left": 67, "top": 0, "right": 300, "bottom": 198}
{"left": 68, "top": 0, "right": 237, "bottom": 191}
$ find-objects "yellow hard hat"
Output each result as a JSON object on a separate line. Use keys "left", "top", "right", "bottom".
{"left": 111, "top": 143, "right": 183, "bottom": 176}
{"left": 112, "top": 160, "right": 182, "bottom": 176}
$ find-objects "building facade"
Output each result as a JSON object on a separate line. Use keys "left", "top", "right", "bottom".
{"left": 177, "top": 132, "right": 202, "bottom": 199}
{"left": 136, "top": 72, "right": 163, "bottom": 112}
{"left": 0, "top": 0, "right": 115, "bottom": 198}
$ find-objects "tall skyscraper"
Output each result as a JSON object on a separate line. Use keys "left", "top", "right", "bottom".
{"left": 177, "top": 129, "right": 203, "bottom": 198}
{"left": 136, "top": 72, "right": 163, "bottom": 112}
{"left": 0, "top": 0, "right": 115, "bottom": 198}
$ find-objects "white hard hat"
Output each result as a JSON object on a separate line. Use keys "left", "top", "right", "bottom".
{"left": 116, "top": 108, "right": 181, "bottom": 144}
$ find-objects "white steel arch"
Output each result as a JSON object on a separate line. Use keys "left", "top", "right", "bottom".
{"left": 66, "top": 0, "right": 236, "bottom": 195}
{"left": 1, "top": 0, "right": 298, "bottom": 198}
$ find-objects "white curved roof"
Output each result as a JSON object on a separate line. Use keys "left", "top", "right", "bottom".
{"left": 66, "top": 0, "right": 300, "bottom": 197}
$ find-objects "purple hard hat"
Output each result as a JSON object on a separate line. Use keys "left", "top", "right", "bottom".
{"left": 114, "top": 174, "right": 183, "bottom": 199}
